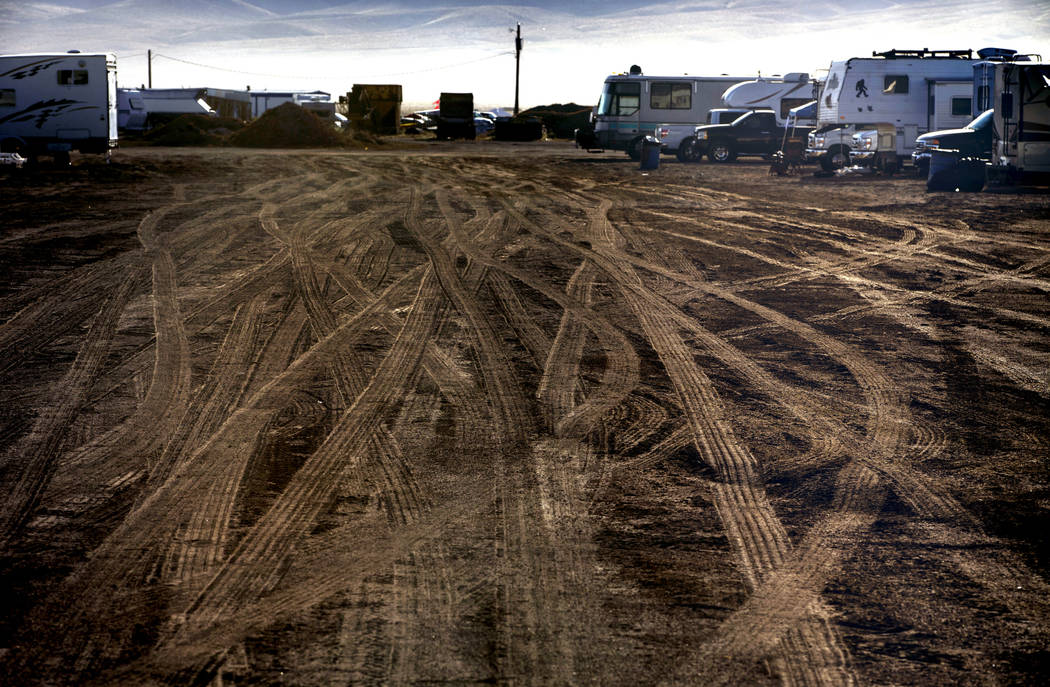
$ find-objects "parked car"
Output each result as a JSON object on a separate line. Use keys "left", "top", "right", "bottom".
{"left": 912, "top": 108, "right": 993, "bottom": 175}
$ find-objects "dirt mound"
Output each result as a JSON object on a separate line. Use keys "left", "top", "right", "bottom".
{"left": 228, "top": 103, "right": 348, "bottom": 148}
{"left": 144, "top": 114, "right": 243, "bottom": 147}
{"left": 520, "top": 103, "right": 593, "bottom": 139}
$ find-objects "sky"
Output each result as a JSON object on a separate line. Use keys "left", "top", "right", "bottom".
{"left": 1, "top": 0, "right": 1047, "bottom": 110}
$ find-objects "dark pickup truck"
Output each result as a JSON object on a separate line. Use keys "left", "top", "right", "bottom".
{"left": 911, "top": 109, "right": 993, "bottom": 175}
{"left": 679, "top": 109, "right": 812, "bottom": 163}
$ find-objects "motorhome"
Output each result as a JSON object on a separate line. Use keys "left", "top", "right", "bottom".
{"left": 988, "top": 60, "right": 1050, "bottom": 183}
{"left": 0, "top": 51, "right": 117, "bottom": 164}
{"left": 806, "top": 49, "right": 981, "bottom": 171}
{"left": 972, "top": 47, "right": 1040, "bottom": 113}
{"left": 721, "top": 73, "right": 820, "bottom": 127}
{"left": 593, "top": 66, "right": 753, "bottom": 159}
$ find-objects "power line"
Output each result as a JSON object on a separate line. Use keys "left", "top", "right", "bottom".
{"left": 149, "top": 50, "right": 512, "bottom": 81}
{"left": 152, "top": 53, "right": 318, "bottom": 79}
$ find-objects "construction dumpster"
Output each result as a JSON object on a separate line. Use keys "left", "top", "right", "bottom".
{"left": 347, "top": 84, "right": 403, "bottom": 135}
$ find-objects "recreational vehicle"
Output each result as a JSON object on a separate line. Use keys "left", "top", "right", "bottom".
{"left": 806, "top": 49, "right": 981, "bottom": 171}
{"left": 249, "top": 90, "right": 332, "bottom": 118}
{"left": 0, "top": 51, "right": 117, "bottom": 164}
{"left": 117, "top": 87, "right": 216, "bottom": 131}
{"left": 988, "top": 60, "right": 1050, "bottom": 183}
{"left": 592, "top": 66, "right": 753, "bottom": 159}
{"left": 721, "top": 73, "right": 820, "bottom": 127}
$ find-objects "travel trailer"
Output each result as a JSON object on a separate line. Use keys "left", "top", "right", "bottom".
{"left": 721, "top": 73, "right": 820, "bottom": 126}
{"left": 117, "top": 88, "right": 215, "bottom": 131}
{"left": 250, "top": 90, "right": 332, "bottom": 118}
{"left": 806, "top": 48, "right": 981, "bottom": 171}
{"left": 0, "top": 51, "right": 117, "bottom": 164}
{"left": 592, "top": 66, "right": 753, "bottom": 159}
{"left": 988, "top": 60, "right": 1050, "bottom": 183}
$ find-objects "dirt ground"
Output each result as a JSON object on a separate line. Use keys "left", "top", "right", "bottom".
{"left": 0, "top": 142, "right": 1048, "bottom": 686}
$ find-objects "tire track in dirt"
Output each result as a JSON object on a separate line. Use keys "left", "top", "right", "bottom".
{"left": 506, "top": 196, "right": 913, "bottom": 685}
{"left": 414, "top": 189, "right": 564, "bottom": 679}
{"left": 160, "top": 293, "right": 270, "bottom": 582}
{"left": 0, "top": 270, "right": 140, "bottom": 549}
{"left": 100, "top": 471, "right": 499, "bottom": 686}
{"left": 48, "top": 206, "right": 197, "bottom": 483}
{"left": 479, "top": 197, "right": 640, "bottom": 443}
{"left": 166, "top": 262, "right": 443, "bottom": 646}
{"left": 265, "top": 190, "right": 468, "bottom": 683}
{"left": 578, "top": 231, "right": 965, "bottom": 524}
{"left": 537, "top": 258, "right": 599, "bottom": 432}
{"left": 147, "top": 292, "right": 266, "bottom": 492}
{"left": 0, "top": 254, "right": 141, "bottom": 376}
{"left": 7, "top": 263, "right": 427, "bottom": 681}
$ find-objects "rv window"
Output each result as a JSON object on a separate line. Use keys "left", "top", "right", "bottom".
{"left": 57, "top": 70, "right": 89, "bottom": 85}
{"left": 597, "top": 82, "right": 641, "bottom": 116}
{"left": 883, "top": 75, "right": 908, "bottom": 94}
{"left": 650, "top": 82, "right": 691, "bottom": 110}
{"left": 0, "top": 89, "right": 14, "bottom": 107}
{"left": 977, "top": 85, "right": 990, "bottom": 112}
{"left": 951, "top": 97, "right": 972, "bottom": 116}
{"left": 780, "top": 98, "right": 810, "bottom": 120}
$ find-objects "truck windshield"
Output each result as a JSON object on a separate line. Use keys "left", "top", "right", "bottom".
{"left": 967, "top": 109, "right": 993, "bottom": 130}
{"left": 598, "top": 82, "right": 641, "bottom": 116}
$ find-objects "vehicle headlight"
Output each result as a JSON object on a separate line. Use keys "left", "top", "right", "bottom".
{"left": 697, "top": 131, "right": 708, "bottom": 140}
{"left": 814, "top": 134, "right": 825, "bottom": 147}
{"left": 926, "top": 138, "right": 939, "bottom": 150}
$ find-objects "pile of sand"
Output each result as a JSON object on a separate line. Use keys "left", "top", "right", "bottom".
{"left": 143, "top": 115, "right": 243, "bottom": 147}
{"left": 228, "top": 103, "right": 348, "bottom": 148}
{"left": 519, "top": 103, "right": 593, "bottom": 139}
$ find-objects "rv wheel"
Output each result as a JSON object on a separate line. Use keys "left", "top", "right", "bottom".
{"left": 708, "top": 141, "right": 735, "bottom": 163}
{"left": 676, "top": 137, "right": 703, "bottom": 163}
{"left": 821, "top": 146, "right": 850, "bottom": 171}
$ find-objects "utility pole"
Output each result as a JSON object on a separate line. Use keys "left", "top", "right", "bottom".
{"left": 514, "top": 23, "right": 522, "bottom": 116}
{"left": 148, "top": 49, "right": 152, "bottom": 88}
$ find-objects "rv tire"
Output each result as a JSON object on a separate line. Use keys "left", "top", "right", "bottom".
{"left": 708, "top": 141, "right": 735, "bottom": 163}
{"left": 676, "top": 137, "right": 703, "bottom": 163}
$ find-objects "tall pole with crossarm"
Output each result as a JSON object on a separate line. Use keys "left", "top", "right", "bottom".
{"left": 514, "top": 24, "right": 522, "bottom": 116}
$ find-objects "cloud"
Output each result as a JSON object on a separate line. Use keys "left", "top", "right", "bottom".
{"left": 2, "top": 1, "right": 1046, "bottom": 108}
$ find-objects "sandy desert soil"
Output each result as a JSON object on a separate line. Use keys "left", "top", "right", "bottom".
{"left": 0, "top": 143, "right": 1048, "bottom": 686}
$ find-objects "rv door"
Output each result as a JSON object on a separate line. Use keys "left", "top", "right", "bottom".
{"left": 930, "top": 82, "right": 973, "bottom": 130}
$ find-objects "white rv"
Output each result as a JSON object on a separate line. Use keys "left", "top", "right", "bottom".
{"left": 592, "top": 66, "right": 753, "bottom": 159}
{"left": 806, "top": 49, "right": 980, "bottom": 171}
{"left": 117, "top": 88, "right": 215, "bottom": 131}
{"left": 721, "top": 73, "right": 820, "bottom": 127}
{"left": 0, "top": 51, "right": 117, "bottom": 164}
{"left": 249, "top": 90, "right": 332, "bottom": 118}
{"left": 988, "top": 61, "right": 1050, "bottom": 183}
